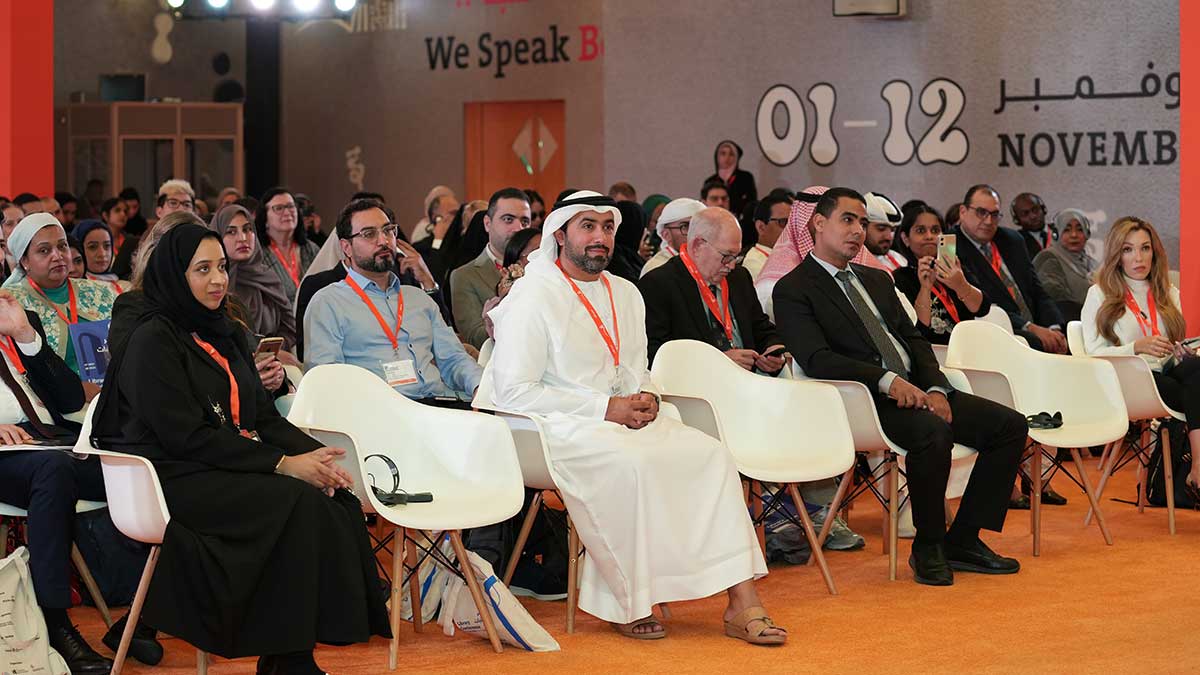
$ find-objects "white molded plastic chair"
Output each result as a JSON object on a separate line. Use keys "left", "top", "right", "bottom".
{"left": 477, "top": 338, "right": 495, "bottom": 367}
{"left": 70, "top": 401, "right": 210, "bottom": 675}
{"left": 650, "top": 340, "right": 855, "bottom": 594}
{"left": 1066, "top": 321, "right": 1184, "bottom": 533}
{"left": 287, "top": 364, "right": 524, "bottom": 661}
{"left": 980, "top": 305, "right": 1014, "bottom": 334}
{"left": 947, "top": 320, "right": 1128, "bottom": 555}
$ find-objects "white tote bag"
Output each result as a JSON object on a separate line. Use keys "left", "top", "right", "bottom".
{"left": 397, "top": 533, "right": 451, "bottom": 624}
{"left": 438, "top": 549, "right": 560, "bottom": 652}
{"left": 0, "top": 547, "right": 70, "bottom": 675}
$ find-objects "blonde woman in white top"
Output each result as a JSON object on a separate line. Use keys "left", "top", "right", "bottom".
{"left": 1080, "top": 216, "right": 1200, "bottom": 488}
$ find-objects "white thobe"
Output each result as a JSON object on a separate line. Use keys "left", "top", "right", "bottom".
{"left": 485, "top": 268, "right": 766, "bottom": 624}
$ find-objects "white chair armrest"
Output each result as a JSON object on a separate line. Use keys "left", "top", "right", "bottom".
{"left": 950, "top": 366, "right": 1017, "bottom": 409}
{"left": 660, "top": 393, "right": 721, "bottom": 441}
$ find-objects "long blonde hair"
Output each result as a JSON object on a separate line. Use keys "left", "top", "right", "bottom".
{"left": 1094, "top": 216, "right": 1184, "bottom": 343}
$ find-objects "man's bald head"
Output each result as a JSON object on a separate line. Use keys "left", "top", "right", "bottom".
{"left": 687, "top": 207, "right": 740, "bottom": 251}
{"left": 687, "top": 207, "right": 743, "bottom": 284}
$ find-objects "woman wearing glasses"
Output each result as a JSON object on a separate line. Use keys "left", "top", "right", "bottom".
{"left": 256, "top": 187, "right": 321, "bottom": 304}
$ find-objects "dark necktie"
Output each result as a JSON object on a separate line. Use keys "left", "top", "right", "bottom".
{"left": 0, "top": 348, "right": 54, "bottom": 439}
{"left": 981, "top": 243, "right": 1033, "bottom": 321}
{"left": 834, "top": 270, "right": 909, "bottom": 379}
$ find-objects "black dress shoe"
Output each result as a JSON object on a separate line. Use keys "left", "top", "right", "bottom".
{"left": 1040, "top": 487, "right": 1068, "bottom": 506}
{"left": 908, "top": 544, "right": 954, "bottom": 586}
{"left": 944, "top": 537, "right": 1020, "bottom": 574}
{"left": 102, "top": 613, "right": 164, "bottom": 666}
{"left": 1008, "top": 494, "right": 1031, "bottom": 510}
{"left": 257, "top": 655, "right": 277, "bottom": 674}
{"left": 48, "top": 622, "right": 113, "bottom": 674}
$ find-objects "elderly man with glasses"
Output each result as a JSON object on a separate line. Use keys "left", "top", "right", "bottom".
{"left": 304, "top": 198, "right": 481, "bottom": 407}
{"left": 951, "top": 184, "right": 1066, "bottom": 354}
{"left": 639, "top": 197, "right": 705, "bottom": 278}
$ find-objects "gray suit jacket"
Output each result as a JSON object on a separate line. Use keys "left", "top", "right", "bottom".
{"left": 450, "top": 249, "right": 501, "bottom": 349}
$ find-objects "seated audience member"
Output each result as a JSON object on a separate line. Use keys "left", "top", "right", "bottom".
{"left": 944, "top": 202, "right": 961, "bottom": 228}
{"left": 1082, "top": 216, "right": 1200, "bottom": 488}
{"left": 863, "top": 192, "right": 907, "bottom": 273}
{"left": 295, "top": 194, "right": 326, "bottom": 246}
{"left": 55, "top": 192, "right": 79, "bottom": 231}
{"left": 701, "top": 179, "right": 731, "bottom": 211}
{"left": 119, "top": 187, "right": 149, "bottom": 237}
{"left": 194, "top": 199, "right": 211, "bottom": 221}
{"left": 67, "top": 237, "right": 86, "bottom": 279}
{"left": 14, "top": 192, "right": 43, "bottom": 215}
{"left": 207, "top": 205, "right": 298, "bottom": 351}
{"left": 641, "top": 193, "right": 670, "bottom": 258}
{"left": 257, "top": 187, "right": 321, "bottom": 303}
{"left": 410, "top": 185, "right": 457, "bottom": 244}
{"left": 91, "top": 223, "right": 389, "bottom": 674}
{"left": 156, "top": 179, "right": 197, "bottom": 221}
{"left": 893, "top": 205, "right": 989, "bottom": 344}
{"left": 640, "top": 197, "right": 705, "bottom": 278}
{"left": 742, "top": 195, "right": 790, "bottom": 281}
{"left": 217, "top": 186, "right": 242, "bottom": 208}
{"left": 1012, "top": 192, "right": 1055, "bottom": 260}
{"left": 951, "top": 184, "right": 1067, "bottom": 353}
{"left": 1032, "top": 208, "right": 1095, "bottom": 323}
{"left": 607, "top": 200, "right": 648, "bottom": 282}
{"left": 705, "top": 140, "right": 758, "bottom": 231}
{"left": 305, "top": 199, "right": 481, "bottom": 405}
{"left": 772, "top": 187, "right": 1026, "bottom": 586}
{"left": 608, "top": 181, "right": 638, "bottom": 203}
{"left": 451, "top": 188, "right": 531, "bottom": 349}
{"left": 74, "top": 219, "right": 129, "bottom": 293}
{"left": 2, "top": 200, "right": 25, "bottom": 280}
{"left": 413, "top": 201, "right": 483, "bottom": 291}
{"left": 41, "top": 196, "right": 63, "bottom": 225}
{"left": 482, "top": 228, "right": 542, "bottom": 340}
{"left": 526, "top": 188, "right": 547, "bottom": 229}
{"left": 100, "top": 197, "right": 137, "bottom": 280}
{"left": 484, "top": 190, "right": 785, "bottom": 644}
{"left": 3, "top": 214, "right": 119, "bottom": 382}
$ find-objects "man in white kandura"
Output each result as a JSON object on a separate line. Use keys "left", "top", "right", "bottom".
{"left": 480, "top": 190, "right": 785, "bottom": 645}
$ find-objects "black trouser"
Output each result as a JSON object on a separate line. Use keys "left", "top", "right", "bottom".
{"left": 0, "top": 452, "right": 105, "bottom": 608}
{"left": 875, "top": 390, "right": 1028, "bottom": 545}
{"left": 1154, "top": 357, "right": 1200, "bottom": 432}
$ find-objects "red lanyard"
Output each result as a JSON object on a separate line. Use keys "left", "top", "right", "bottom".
{"left": 754, "top": 244, "right": 771, "bottom": 258}
{"left": 881, "top": 252, "right": 903, "bottom": 271}
{"left": 1124, "top": 290, "right": 1160, "bottom": 337}
{"left": 28, "top": 279, "right": 79, "bottom": 325}
{"left": 114, "top": 232, "right": 124, "bottom": 252}
{"left": 555, "top": 259, "right": 620, "bottom": 366}
{"left": 269, "top": 241, "right": 301, "bottom": 287}
{"left": 344, "top": 274, "right": 404, "bottom": 352}
{"left": 679, "top": 245, "right": 734, "bottom": 342}
{"left": 663, "top": 244, "right": 678, "bottom": 258}
{"left": 1042, "top": 230, "right": 1051, "bottom": 249}
{"left": 987, "top": 245, "right": 1017, "bottom": 300}
{"left": 192, "top": 335, "right": 253, "bottom": 438}
{"left": 110, "top": 281, "right": 123, "bottom": 294}
{"left": 929, "top": 283, "right": 961, "bottom": 323}
{"left": 0, "top": 337, "right": 26, "bottom": 375}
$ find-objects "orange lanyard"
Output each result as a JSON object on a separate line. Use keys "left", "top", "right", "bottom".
{"left": 113, "top": 232, "right": 124, "bottom": 252}
{"left": 110, "top": 281, "right": 123, "bottom": 294}
{"left": 0, "top": 337, "right": 26, "bottom": 375}
{"left": 192, "top": 335, "right": 253, "bottom": 437}
{"left": 929, "top": 283, "right": 961, "bottom": 323}
{"left": 987, "top": 245, "right": 1017, "bottom": 300}
{"left": 881, "top": 252, "right": 903, "bottom": 271}
{"left": 344, "top": 275, "right": 404, "bottom": 352}
{"left": 555, "top": 259, "right": 620, "bottom": 367}
{"left": 679, "top": 245, "right": 734, "bottom": 342}
{"left": 754, "top": 244, "right": 771, "bottom": 258}
{"left": 269, "top": 241, "right": 301, "bottom": 287}
{"left": 28, "top": 279, "right": 78, "bottom": 325}
{"left": 1125, "top": 290, "right": 1160, "bottom": 337}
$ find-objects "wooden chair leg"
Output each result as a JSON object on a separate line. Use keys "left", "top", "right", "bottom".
{"left": 70, "top": 544, "right": 112, "bottom": 628}
{"left": 786, "top": 484, "right": 836, "bottom": 595}
{"left": 566, "top": 519, "right": 580, "bottom": 634}
{"left": 657, "top": 603, "right": 672, "bottom": 620}
{"left": 111, "top": 546, "right": 159, "bottom": 675}
{"left": 811, "top": 465, "right": 854, "bottom": 559}
{"left": 503, "top": 492, "right": 543, "bottom": 586}
{"left": 1085, "top": 437, "right": 1122, "bottom": 526}
{"left": 449, "top": 531, "right": 503, "bottom": 654}
{"left": 406, "top": 533, "right": 423, "bottom": 633}
{"left": 1070, "top": 449, "right": 1114, "bottom": 546}
{"left": 1031, "top": 444, "right": 1042, "bottom": 557}
{"left": 197, "top": 650, "right": 209, "bottom": 675}
{"left": 1160, "top": 424, "right": 1177, "bottom": 535}
{"left": 887, "top": 457, "right": 899, "bottom": 581}
{"left": 388, "top": 526, "right": 403, "bottom": 671}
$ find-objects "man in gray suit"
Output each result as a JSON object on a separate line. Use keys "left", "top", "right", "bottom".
{"left": 451, "top": 187, "right": 532, "bottom": 348}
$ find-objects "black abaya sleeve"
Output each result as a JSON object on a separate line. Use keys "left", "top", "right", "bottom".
{"left": 251, "top": 373, "right": 322, "bottom": 456}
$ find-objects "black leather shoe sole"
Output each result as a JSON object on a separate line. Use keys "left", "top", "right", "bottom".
{"left": 907, "top": 555, "right": 954, "bottom": 586}
{"left": 102, "top": 623, "right": 164, "bottom": 666}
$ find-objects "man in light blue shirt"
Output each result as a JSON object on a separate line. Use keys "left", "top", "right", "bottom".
{"left": 305, "top": 198, "right": 482, "bottom": 402}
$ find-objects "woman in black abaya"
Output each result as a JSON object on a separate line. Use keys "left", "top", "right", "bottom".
{"left": 92, "top": 224, "right": 388, "bottom": 675}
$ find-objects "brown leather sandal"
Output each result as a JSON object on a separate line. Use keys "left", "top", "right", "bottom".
{"left": 723, "top": 606, "right": 787, "bottom": 646}
{"left": 610, "top": 616, "right": 667, "bottom": 640}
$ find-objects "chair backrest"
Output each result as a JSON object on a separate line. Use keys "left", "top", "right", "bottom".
{"left": 1066, "top": 320, "right": 1086, "bottom": 356}
{"left": 287, "top": 364, "right": 525, "bottom": 527}
{"left": 477, "top": 338, "right": 495, "bottom": 366}
{"left": 651, "top": 340, "right": 855, "bottom": 482}
{"left": 979, "top": 304, "right": 1014, "bottom": 334}
{"left": 72, "top": 401, "right": 170, "bottom": 545}
{"left": 471, "top": 360, "right": 556, "bottom": 490}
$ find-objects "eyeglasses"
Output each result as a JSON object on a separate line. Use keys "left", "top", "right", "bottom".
{"left": 968, "top": 206, "right": 1003, "bottom": 222}
{"left": 347, "top": 224, "right": 399, "bottom": 242}
{"left": 766, "top": 217, "right": 788, "bottom": 226}
{"left": 700, "top": 238, "right": 744, "bottom": 266}
{"left": 662, "top": 222, "right": 690, "bottom": 234}
{"left": 269, "top": 203, "right": 298, "bottom": 215}
{"left": 165, "top": 198, "right": 194, "bottom": 211}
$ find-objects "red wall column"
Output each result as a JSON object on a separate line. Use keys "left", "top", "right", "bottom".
{"left": 1183, "top": 1, "right": 1198, "bottom": 328}
{"left": 0, "top": 2, "right": 54, "bottom": 197}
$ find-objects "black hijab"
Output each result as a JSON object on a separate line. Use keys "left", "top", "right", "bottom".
{"left": 607, "top": 200, "right": 648, "bottom": 283}
{"left": 141, "top": 223, "right": 238, "bottom": 349}
{"left": 447, "top": 210, "right": 489, "bottom": 274}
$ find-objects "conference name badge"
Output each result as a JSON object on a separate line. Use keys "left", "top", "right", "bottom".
{"left": 383, "top": 359, "right": 418, "bottom": 387}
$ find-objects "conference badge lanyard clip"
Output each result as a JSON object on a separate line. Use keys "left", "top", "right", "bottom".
{"left": 344, "top": 275, "right": 419, "bottom": 387}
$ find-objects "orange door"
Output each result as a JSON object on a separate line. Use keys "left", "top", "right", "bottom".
{"left": 464, "top": 100, "right": 564, "bottom": 202}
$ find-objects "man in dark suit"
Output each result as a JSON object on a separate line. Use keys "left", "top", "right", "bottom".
{"left": 952, "top": 185, "right": 1067, "bottom": 353}
{"left": 1011, "top": 192, "right": 1056, "bottom": 261}
{"left": 772, "top": 188, "right": 1027, "bottom": 586}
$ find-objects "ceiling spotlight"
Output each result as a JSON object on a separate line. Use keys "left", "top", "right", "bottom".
{"left": 251, "top": 0, "right": 277, "bottom": 9}
{"left": 166, "top": 0, "right": 186, "bottom": 8}
{"left": 293, "top": 0, "right": 320, "bottom": 12}
{"left": 334, "top": 0, "right": 357, "bottom": 11}
{"left": 207, "top": 0, "right": 229, "bottom": 8}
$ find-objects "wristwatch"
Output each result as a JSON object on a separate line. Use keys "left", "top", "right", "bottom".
{"left": 423, "top": 283, "right": 440, "bottom": 295}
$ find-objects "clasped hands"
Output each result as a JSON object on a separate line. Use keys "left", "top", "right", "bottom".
{"left": 277, "top": 446, "right": 354, "bottom": 496}
{"left": 888, "top": 377, "right": 952, "bottom": 424}
{"left": 605, "top": 392, "right": 659, "bottom": 430}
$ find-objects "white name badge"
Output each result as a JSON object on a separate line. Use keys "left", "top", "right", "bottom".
{"left": 382, "top": 359, "right": 418, "bottom": 387}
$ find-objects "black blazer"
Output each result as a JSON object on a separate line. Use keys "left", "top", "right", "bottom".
{"left": 951, "top": 226, "right": 1064, "bottom": 331}
{"left": 772, "top": 254, "right": 948, "bottom": 392}
{"left": 638, "top": 257, "right": 782, "bottom": 364}
{"left": 13, "top": 311, "right": 85, "bottom": 430}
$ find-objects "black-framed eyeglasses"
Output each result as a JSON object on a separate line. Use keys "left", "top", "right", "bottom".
{"left": 700, "top": 238, "right": 744, "bottom": 266}
{"left": 968, "top": 206, "right": 1002, "bottom": 222}
{"left": 766, "top": 217, "right": 788, "bottom": 226}
{"left": 269, "top": 203, "right": 298, "bottom": 214}
{"left": 662, "top": 222, "right": 690, "bottom": 234}
{"left": 165, "top": 198, "right": 194, "bottom": 211}
{"left": 347, "top": 224, "right": 399, "bottom": 242}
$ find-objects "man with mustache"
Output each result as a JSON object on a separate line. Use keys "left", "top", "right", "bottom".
{"left": 450, "top": 188, "right": 531, "bottom": 349}
{"left": 304, "top": 198, "right": 481, "bottom": 406}
{"left": 772, "top": 187, "right": 1027, "bottom": 586}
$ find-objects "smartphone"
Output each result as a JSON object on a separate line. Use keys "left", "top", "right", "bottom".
{"left": 761, "top": 344, "right": 786, "bottom": 357}
{"left": 937, "top": 234, "right": 957, "bottom": 266}
{"left": 255, "top": 336, "right": 285, "bottom": 358}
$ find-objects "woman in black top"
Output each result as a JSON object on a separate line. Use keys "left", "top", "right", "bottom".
{"left": 704, "top": 140, "right": 758, "bottom": 218}
{"left": 93, "top": 224, "right": 388, "bottom": 674}
{"left": 892, "top": 205, "right": 989, "bottom": 344}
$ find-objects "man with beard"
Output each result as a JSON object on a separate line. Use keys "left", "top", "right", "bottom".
{"left": 863, "top": 192, "right": 907, "bottom": 273}
{"left": 480, "top": 191, "right": 785, "bottom": 645}
{"left": 305, "top": 199, "right": 481, "bottom": 406}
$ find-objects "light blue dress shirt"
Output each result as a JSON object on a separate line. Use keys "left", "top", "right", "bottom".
{"left": 304, "top": 267, "right": 482, "bottom": 400}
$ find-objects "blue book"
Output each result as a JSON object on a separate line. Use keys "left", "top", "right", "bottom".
{"left": 68, "top": 319, "right": 111, "bottom": 385}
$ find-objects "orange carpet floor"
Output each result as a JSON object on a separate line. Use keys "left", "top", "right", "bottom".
{"left": 73, "top": 459, "right": 1200, "bottom": 674}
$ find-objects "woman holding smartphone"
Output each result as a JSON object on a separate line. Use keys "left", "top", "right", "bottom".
{"left": 1081, "top": 216, "right": 1200, "bottom": 488}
